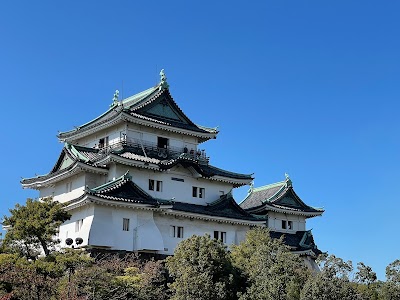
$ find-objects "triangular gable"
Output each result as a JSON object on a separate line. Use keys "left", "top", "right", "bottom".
{"left": 98, "top": 181, "right": 154, "bottom": 202}
{"left": 270, "top": 188, "right": 321, "bottom": 213}
{"left": 90, "top": 174, "right": 158, "bottom": 205}
{"left": 145, "top": 100, "right": 188, "bottom": 123}
{"left": 137, "top": 92, "right": 193, "bottom": 124}
{"left": 50, "top": 148, "right": 76, "bottom": 173}
{"left": 59, "top": 155, "right": 74, "bottom": 171}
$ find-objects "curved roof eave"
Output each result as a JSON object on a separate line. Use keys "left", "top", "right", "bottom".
{"left": 21, "top": 162, "right": 109, "bottom": 189}
{"left": 65, "top": 194, "right": 161, "bottom": 211}
{"left": 161, "top": 210, "right": 266, "bottom": 226}
{"left": 249, "top": 202, "right": 324, "bottom": 217}
{"left": 122, "top": 112, "right": 218, "bottom": 140}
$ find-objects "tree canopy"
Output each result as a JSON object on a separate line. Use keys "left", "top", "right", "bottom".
{"left": 166, "top": 234, "right": 238, "bottom": 300}
{"left": 231, "top": 227, "right": 309, "bottom": 300}
{"left": 2, "top": 198, "right": 71, "bottom": 258}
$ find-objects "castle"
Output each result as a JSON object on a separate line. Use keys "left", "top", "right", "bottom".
{"left": 22, "top": 70, "right": 324, "bottom": 268}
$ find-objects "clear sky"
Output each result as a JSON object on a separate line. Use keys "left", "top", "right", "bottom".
{"left": 1, "top": 1, "right": 399, "bottom": 280}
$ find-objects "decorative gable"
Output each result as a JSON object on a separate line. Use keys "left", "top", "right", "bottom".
{"left": 139, "top": 94, "right": 191, "bottom": 124}
{"left": 145, "top": 99, "right": 188, "bottom": 123}
{"left": 276, "top": 196, "right": 303, "bottom": 209}
{"left": 59, "top": 155, "right": 74, "bottom": 171}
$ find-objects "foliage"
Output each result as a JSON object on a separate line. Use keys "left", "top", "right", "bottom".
{"left": 0, "top": 195, "right": 399, "bottom": 300}
{"left": 300, "top": 273, "right": 360, "bottom": 300}
{"left": 318, "top": 254, "right": 353, "bottom": 280}
{"left": 231, "top": 227, "right": 309, "bottom": 300}
{"left": 380, "top": 259, "right": 400, "bottom": 300}
{"left": 355, "top": 262, "right": 377, "bottom": 285}
{"left": 2, "top": 198, "right": 71, "bottom": 258}
{"left": 166, "top": 234, "right": 238, "bottom": 300}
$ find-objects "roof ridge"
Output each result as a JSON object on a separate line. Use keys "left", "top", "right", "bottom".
{"left": 122, "top": 85, "right": 161, "bottom": 109}
{"left": 253, "top": 180, "right": 286, "bottom": 191}
{"left": 90, "top": 170, "right": 132, "bottom": 192}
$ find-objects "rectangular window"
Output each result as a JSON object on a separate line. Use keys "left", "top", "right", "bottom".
{"left": 192, "top": 186, "right": 197, "bottom": 197}
{"left": 192, "top": 186, "right": 205, "bottom": 198}
{"left": 177, "top": 226, "right": 183, "bottom": 238}
{"left": 282, "top": 220, "right": 287, "bottom": 229}
{"left": 171, "top": 177, "right": 184, "bottom": 182}
{"left": 157, "top": 137, "right": 169, "bottom": 149}
{"left": 156, "top": 180, "right": 162, "bottom": 192}
{"left": 123, "top": 218, "right": 130, "bottom": 231}
{"left": 66, "top": 182, "right": 72, "bottom": 192}
{"left": 199, "top": 188, "right": 205, "bottom": 198}
{"left": 288, "top": 221, "right": 293, "bottom": 230}
{"left": 171, "top": 226, "right": 184, "bottom": 238}
{"left": 214, "top": 231, "right": 227, "bottom": 243}
{"left": 75, "top": 219, "right": 83, "bottom": 232}
{"left": 149, "top": 179, "right": 162, "bottom": 191}
{"left": 149, "top": 179, "right": 155, "bottom": 191}
{"left": 98, "top": 136, "right": 109, "bottom": 149}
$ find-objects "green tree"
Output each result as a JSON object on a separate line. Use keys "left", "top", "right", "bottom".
{"left": 301, "top": 254, "right": 359, "bottom": 300}
{"left": 2, "top": 198, "right": 71, "bottom": 258}
{"left": 231, "top": 227, "right": 309, "bottom": 300}
{"left": 380, "top": 259, "right": 400, "bottom": 300}
{"left": 353, "top": 262, "right": 379, "bottom": 300}
{"left": 166, "top": 234, "right": 238, "bottom": 300}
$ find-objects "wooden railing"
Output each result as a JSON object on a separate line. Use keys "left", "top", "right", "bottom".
{"left": 98, "top": 138, "right": 209, "bottom": 164}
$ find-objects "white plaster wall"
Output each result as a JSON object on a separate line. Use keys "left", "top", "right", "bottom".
{"left": 39, "top": 186, "right": 55, "bottom": 199}
{"left": 135, "top": 210, "right": 164, "bottom": 251}
{"left": 59, "top": 205, "right": 94, "bottom": 248}
{"left": 85, "top": 172, "right": 106, "bottom": 189}
{"left": 85, "top": 205, "right": 164, "bottom": 251}
{"left": 114, "top": 164, "right": 233, "bottom": 205}
{"left": 51, "top": 174, "right": 86, "bottom": 203}
{"left": 154, "top": 213, "right": 251, "bottom": 255}
{"left": 125, "top": 124, "right": 199, "bottom": 152}
{"left": 76, "top": 124, "right": 126, "bottom": 148}
{"left": 107, "top": 163, "right": 118, "bottom": 182}
{"left": 268, "top": 211, "right": 306, "bottom": 232}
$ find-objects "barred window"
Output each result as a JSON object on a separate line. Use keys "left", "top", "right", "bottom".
{"left": 123, "top": 218, "right": 130, "bottom": 231}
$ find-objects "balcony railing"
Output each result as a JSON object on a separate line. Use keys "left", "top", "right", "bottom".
{"left": 97, "top": 138, "right": 210, "bottom": 164}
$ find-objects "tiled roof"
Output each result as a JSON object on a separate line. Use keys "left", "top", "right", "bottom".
{"left": 240, "top": 177, "right": 324, "bottom": 214}
{"left": 21, "top": 144, "right": 107, "bottom": 185}
{"left": 109, "top": 147, "right": 252, "bottom": 182}
{"left": 270, "top": 230, "right": 322, "bottom": 255}
{"left": 157, "top": 155, "right": 253, "bottom": 182}
{"left": 85, "top": 174, "right": 261, "bottom": 222}
{"left": 88, "top": 171, "right": 159, "bottom": 205}
{"left": 22, "top": 143, "right": 252, "bottom": 186}
{"left": 240, "top": 181, "right": 286, "bottom": 210}
{"left": 58, "top": 78, "right": 218, "bottom": 140}
{"left": 128, "top": 89, "right": 218, "bottom": 134}
{"left": 169, "top": 192, "right": 261, "bottom": 222}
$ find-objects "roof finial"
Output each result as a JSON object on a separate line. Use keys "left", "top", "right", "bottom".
{"left": 110, "top": 90, "right": 119, "bottom": 107}
{"left": 285, "top": 173, "right": 292, "bottom": 187}
{"left": 159, "top": 69, "right": 169, "bottom": 90}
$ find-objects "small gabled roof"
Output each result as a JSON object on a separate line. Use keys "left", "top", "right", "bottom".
{"left": 239, "top": 175, "right": 324, "bottom": 217}
{"left": 168, "top": 191, "right": 263, "bottom": 222}
{"left": 21, "top": 143, "right": 108, "bottom": 188}
{"left": 58, "top": 71, "right": 218, "bottom": 142}
{"left": 270, "top": 230, "right": 322, "bottom": 256}
{"left": 158, "top": 154, "right": 253, "bottom": 186}
{"left": 87, "top": 171, "right": 159, "bottom": 205}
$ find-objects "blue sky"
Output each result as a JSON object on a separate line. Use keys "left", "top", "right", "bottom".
{"left": 1, "top": 1, "right": 399, "bottom": 280}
